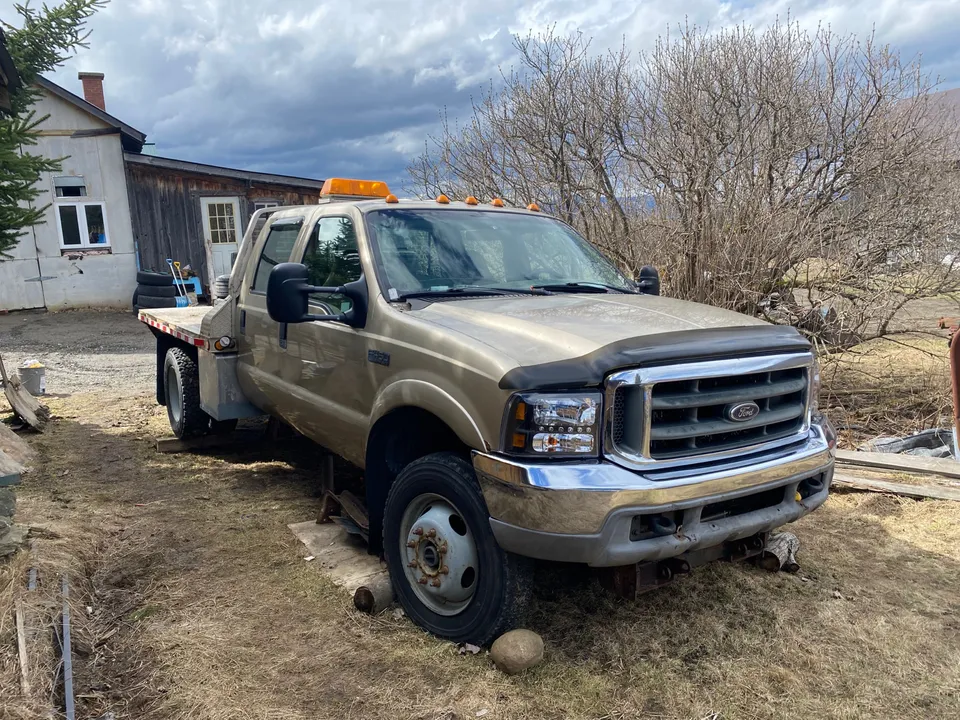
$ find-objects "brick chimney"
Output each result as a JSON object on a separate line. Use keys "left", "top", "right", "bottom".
{"left": 78, "top": 71, "right": 105, "bottom": 110}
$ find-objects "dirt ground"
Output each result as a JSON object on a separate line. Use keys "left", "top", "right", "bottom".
{"left": 2, "top": 310, "right": 960, "bottom": 720}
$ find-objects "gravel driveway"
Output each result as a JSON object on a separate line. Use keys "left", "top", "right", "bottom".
{"left": 0, "top": 309, "right": 154, "bottom": 395}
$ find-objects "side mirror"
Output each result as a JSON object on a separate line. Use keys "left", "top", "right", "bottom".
{"left": 266, "top": 262, "right": 368, "bottom": 327}
{"left": 636, "top": 265, "right": 660, "bottom": 296}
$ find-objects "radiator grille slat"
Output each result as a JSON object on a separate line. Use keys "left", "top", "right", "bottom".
{"left": 609, "top": 362, "right": 809, "bottom": 462}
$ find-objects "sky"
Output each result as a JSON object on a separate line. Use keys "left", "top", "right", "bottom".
{"left": 2, "top": 0, "right": 959, "bottom": 190}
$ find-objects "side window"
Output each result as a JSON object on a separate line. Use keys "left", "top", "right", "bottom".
{"left": 301, "top": 216, "right": 362, "bottom": 312}
{"left": 252, "top": 221, "right": 303, "bottom": 292}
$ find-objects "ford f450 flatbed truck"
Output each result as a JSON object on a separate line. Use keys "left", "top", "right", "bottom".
{"left": 140, "top": 178, "right": 837, "bottom": 644}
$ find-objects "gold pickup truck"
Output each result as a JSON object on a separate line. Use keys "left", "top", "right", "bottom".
{"left": 139, "top": 178, "right": 836, "bottom": 644}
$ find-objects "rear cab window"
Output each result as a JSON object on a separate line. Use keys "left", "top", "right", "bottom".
{"left": 251, "top": 219, "right": 304, "bottom": 293}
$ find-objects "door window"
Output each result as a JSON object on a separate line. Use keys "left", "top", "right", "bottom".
{"left": 301, "top": 216, "right": 362, "bottom": 312}
{"left": 206, "top": 201, "right": 238, "bottom": 244}
{"left": 252, "top": 220, "right": 304, "bottom": 292}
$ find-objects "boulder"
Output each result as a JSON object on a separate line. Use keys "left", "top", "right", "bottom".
{"left": 0, "top": 524, "right": 27, "bottom": 558}
{"left": 490, "top": 629, "right": 544, "bottom": 675}
{"left": 0, "top": 487, "right": 16, "bottom": 517}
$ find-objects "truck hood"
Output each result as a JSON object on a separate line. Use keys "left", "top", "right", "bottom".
{"left": 414, "top": 292, "right": 771, "bottom": 366}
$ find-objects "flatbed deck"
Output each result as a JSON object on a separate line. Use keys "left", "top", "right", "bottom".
{"left": 139, "top": 306, "right": 214, "bottom": 349}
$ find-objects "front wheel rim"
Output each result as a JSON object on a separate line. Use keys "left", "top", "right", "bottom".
{"left": 399, "top": 493, "right": 479, "bottom": 616}
{"left": 166, "top": 365, "right": 181, "bottom": 425}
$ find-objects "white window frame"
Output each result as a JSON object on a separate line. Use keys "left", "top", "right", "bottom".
{"left": 253, "top": 200, "right": 280, "bottom": 212}
{"left": 55, "top": 201, "right": 111, "bottom": 249}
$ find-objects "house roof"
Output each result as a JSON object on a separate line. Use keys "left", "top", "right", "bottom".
{"left": 36, "top": 75, "right": 146, "bottom": 152}
{"left": 123, "top": 152, "right": 326, "bottom": 189}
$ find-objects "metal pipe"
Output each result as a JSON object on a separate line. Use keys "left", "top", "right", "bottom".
{"left": 61, "top": 576, "right": 75, "bottom": 720}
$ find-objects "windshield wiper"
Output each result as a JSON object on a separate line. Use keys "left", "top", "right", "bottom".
{"left": 530, "top": 281, "right": 637, "bottom": 294}
{"left": 397, "top": 285, "right": 548, "bottom": 301}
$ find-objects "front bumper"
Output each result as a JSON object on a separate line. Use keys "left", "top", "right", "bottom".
{"left": 473, "top": 423, "right": 834, "bottom": 567}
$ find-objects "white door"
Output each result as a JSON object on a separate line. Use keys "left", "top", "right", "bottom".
{"left": 201, "top": 197, "right": 242, "bottom": 285}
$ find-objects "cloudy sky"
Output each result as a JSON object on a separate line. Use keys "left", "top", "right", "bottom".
{"left": 3, "top": 0, "right": 959, "bottom": 190}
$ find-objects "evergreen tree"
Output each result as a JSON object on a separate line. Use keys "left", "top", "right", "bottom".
{"left": 0, "top": 0, "right": 107, "bottom": 259}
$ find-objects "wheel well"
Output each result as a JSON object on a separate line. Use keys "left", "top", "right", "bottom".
{"left": 365, "top": 407, "right": 471, "bottom": 554}
{"left": 151, "top": 329, "right": 197, "bottom": 406}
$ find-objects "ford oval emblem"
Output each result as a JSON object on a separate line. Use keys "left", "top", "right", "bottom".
{"left": 725, "top": 401, "right": 761, "bottom": 422}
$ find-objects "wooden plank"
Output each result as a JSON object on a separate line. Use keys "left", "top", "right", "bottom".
{"left": 0, "top": 352, "right": 48, "bottom": 431}
{"left": 0, "top": 422, "right": 33, "bottom": 468}
{"left": 155, "top": 428, "right": 263, "bottom": 454}
{"left": 832, "top": 471, "right": 960, "bottom": 501}
{"left": 835, "top": 449, "right": 960, "bottom": 479}
{"left": 288, "top": 521, "right": 385, "bottom": 595}
{"left": 1, "top": 448, "right": 24, "bottom": 486}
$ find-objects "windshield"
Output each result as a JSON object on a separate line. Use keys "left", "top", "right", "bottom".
{"left": 364, "top": 208, "right": 633, "bottom": 297}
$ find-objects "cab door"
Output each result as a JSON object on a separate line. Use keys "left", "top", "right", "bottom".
{"left": 283, "top": 213, "right": 373, "bottom": 464}
{"left": 235, "top": 215, "right": 307, "bottom": 416}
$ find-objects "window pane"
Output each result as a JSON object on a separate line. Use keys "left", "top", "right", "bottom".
{"left": 58, "top": 205, "right": 82, "bottom": 245}
{"left": 84, "top": 204, "right": 107, "bottom": 244}
{"left": 252, "top": 221, "right": 303, "bottom": 292}
{"left": 302, "top": 217, "right": 361, "bottom": 312}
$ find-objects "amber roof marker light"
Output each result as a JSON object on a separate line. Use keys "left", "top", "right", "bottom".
{"left": 490, "top": 198, "right": 505, "bottom": 207}
{"left": 385, "top": 193, "right": 399, "bottom": 203}
{"left": 465, "top": 196, "right": 479, "bottom": 205}
{"left": 527, "top": 202, "right": 541, "bottom": 212}
{"left": 436, "top": 194, "right": 451, "bottom": 204}
{"left": 319, "top": 178, "right": 391, "bottom": 198}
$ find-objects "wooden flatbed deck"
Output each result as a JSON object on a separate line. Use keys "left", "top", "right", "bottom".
{"left": 139, "top": 306, "right": 214, "bottom": 348}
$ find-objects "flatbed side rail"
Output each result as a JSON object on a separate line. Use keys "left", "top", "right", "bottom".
{"left": 139, "top": 312, "right": 208, "bottom": 350}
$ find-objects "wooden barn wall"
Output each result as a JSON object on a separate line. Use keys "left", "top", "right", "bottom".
{"left": 124, "top": 163, "right": 319, "bottom": 288}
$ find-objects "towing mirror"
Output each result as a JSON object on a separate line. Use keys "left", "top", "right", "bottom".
{"left": 266, "top": 262, "right": 368, "bottom": 327}
{"left": 636, "top": 265, "right": 660, "bottom": 296}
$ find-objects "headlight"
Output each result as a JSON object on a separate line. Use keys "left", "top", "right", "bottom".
{"left": 502, "top": 392, "right": 601, "bottom": 457}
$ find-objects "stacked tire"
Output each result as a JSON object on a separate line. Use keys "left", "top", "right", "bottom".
{"left": 133, "top": 271, "right": 178, "bottom": 313}
{"left": 213, "top": 274, "right": 230, "bottom": 300}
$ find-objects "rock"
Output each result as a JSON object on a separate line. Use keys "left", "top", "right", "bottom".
{"left": 490, "top": 629, "right": 544, "bottom": 675}
{"left": 0, "top": 487, "right": 16, "bottom": 517}
{"left": 0, "top": 524, "right": 28, "bottom": 558}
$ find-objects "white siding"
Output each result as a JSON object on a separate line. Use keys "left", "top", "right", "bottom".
{"left": 0, "top": 90, "right": 138, "bottom": 311}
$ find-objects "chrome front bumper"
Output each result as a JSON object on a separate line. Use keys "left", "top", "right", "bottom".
{"left": 473, "top": 422, "right": 834, "bottom": 567}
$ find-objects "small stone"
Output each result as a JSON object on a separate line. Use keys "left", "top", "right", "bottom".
{"left": 490, "top": 629, "right": 544, "bottom": 675}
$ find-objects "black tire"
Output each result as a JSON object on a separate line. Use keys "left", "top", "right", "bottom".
{"left": 383, "top": 452, "right": 532, "bottom": 645}
{"left": 137, "top": 270, "right": 174, "bottom": 286}
{"left": 132, "top": 287, "right": 139, "bottom": 314}
{"left": 138, "top": 294, "right": 178, "bottom": 309}
{"left": 163, "top": 347, "right": 209, "bottom": 439}
{"left": 138, "top": 283, "right": 179, "bottom": 298}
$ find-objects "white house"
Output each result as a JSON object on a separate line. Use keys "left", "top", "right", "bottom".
{"left": 1, "top": 73, "right": 145, "bottom": 311}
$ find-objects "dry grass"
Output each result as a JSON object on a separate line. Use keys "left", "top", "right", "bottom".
{"left": 823, "top": 333, "right": 954, "bottom": 447}
{"left": 1, "top": 390, "right": 958, "bottom": 720}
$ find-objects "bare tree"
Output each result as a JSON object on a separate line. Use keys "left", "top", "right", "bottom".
{"left": 409, "top": 21, "right": 960, "bottom": 349}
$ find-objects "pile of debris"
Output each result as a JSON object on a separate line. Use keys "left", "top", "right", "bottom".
{"left": 858, "top": 428, "right": 955, "bottom": 459}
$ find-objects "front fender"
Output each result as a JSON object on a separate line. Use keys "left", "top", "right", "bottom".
{"left": 367, "top": 379, "right": 490, "bottom": 454}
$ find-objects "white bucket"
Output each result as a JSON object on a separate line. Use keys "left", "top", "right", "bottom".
{"left": 18, "top": 363, "right": 46, "bottom": 396}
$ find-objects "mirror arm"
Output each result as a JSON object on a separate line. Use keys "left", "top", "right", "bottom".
{"left": 304, "top": 312, "right": 349, "bottom": 323}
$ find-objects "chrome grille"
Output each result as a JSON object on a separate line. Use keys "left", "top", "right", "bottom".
{"left": 605, "top": 353, "right": 812, "bottom": 467}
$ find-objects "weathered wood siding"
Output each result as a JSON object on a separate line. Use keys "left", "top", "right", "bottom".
{"left": 125, "top": 162, "right": 320, "bottom": 288}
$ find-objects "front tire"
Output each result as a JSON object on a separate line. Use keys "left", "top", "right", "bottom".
{"left": 383, "top": 452, "right": 532, "bottom": 645}
{"left": 163, "top": 347, "right": 209, "bottom": 439}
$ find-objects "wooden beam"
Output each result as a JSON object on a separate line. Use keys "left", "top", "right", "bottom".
{"left": 15, "top": 599, "right": 30, "bottom": 695}
{"left": 155, "top": 428, "right": 263, "bottom": 454}
{"left": 835, "top": 449, "right": 960, "bottom": 480}
{"left": 832, "top": 471, "right": 960, "bottom": 502}
{"left": 0, "top": 352, "right": 48, "bottom": 431}
{"left": 0, "top": 422, "right": 34, "bottom": 468}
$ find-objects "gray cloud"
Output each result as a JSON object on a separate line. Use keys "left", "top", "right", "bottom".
{"left": 2, "top": 0, "right": 958, "bottom": 190}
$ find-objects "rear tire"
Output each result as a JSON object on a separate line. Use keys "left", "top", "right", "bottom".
{"left": 163, "top": 347, "right": 208, "bottom": 439}
{"left": 138, "top": 294, "right": 178, "bottom": 309}
{"left": 138, "top": 270, "right": 174, "bottom": 286}
{"left": 138, "top": 283, "right": 179, "bottom": 298}
{"left": 383, "top": 452, "right": 532, "bottom": 645}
